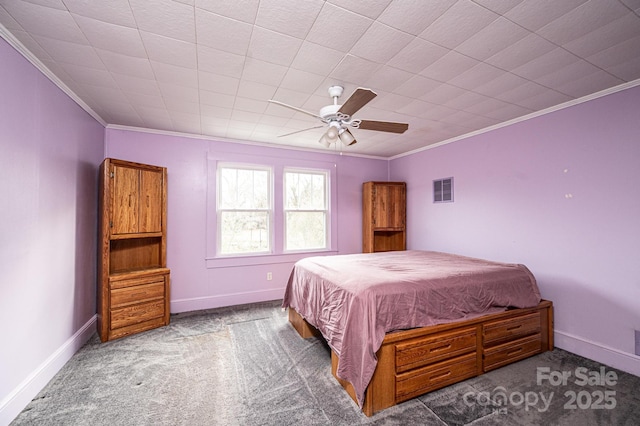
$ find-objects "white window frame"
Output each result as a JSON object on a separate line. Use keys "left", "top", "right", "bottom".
{"left": 216, "top": 162, "right": 273, "bottom": 257}
{"left": 283, "top": 168, "right": 330, "bottom": 253}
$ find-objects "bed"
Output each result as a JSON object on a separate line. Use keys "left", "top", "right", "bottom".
{"left": 282, "top": 250, "right": 553, "bottom": 416}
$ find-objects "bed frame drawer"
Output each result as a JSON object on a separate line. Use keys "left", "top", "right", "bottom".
{"left": 484, "top": 333, "right": 542, "bottom": 371}
{"left": 396, "top": 352, "right": 477, "bottom": 402}
{"left": 483, "top": 312, "right": 541, "bottom": 345}
{"left": 395, "top": 327, "right": 476, "bottom": 373}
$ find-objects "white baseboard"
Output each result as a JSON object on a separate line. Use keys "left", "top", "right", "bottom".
{"left": 0, "top": 316, "right": 97, "bottom": 426}
{"left": 171, "top": 287, "right": 286, "bottom": 313}
{"left": 555, "top": 330, "right": 640, "bottom": 377}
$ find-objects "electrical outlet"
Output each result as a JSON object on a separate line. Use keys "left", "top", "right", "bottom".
{"left": 267, "top": 272, "right": 272, "bottom": 281}
{"left": 635, "top": 330, "right": 640, "bottom": 356}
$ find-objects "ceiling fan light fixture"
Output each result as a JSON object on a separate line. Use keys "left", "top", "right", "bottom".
{"left": 339, "top": 129, "right": 355, "bottom": 146}
{"left": 325, "top": 122, "right": 340, "bottom": 141}
{"left": 319, "top": 134, "right": 331, "bottom": 148}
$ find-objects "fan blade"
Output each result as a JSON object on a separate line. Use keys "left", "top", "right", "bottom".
{"left": 277, "top": 125, "right": 324, "bottom": 137}
{"left": 358, "top": 120, "right": 408, "bottom": 134}
{"left": 268, "top": 100, "right": 322, "bottom": 120}
{"left": 338, "top": 88, "right": 377, "bottom": 117}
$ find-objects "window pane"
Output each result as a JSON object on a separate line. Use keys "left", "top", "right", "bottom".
{"left": 220, "top": 168, "right": 269, "bottom": 209}
{"left": 220, "top": 211, "right": 270, "bottom": 254}
{"left": 285, "top": 171, "right": 326, "bottom": 210}
{"left": 286, "top": 212, "right": 326, "bottom": 250}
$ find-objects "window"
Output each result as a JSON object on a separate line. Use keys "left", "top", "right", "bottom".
{"left": 434, "top": 177, "right": 453, "bottom": 203}
{"left": 217, "top": 164, "right": 272, "bottom": 255}
{"left": 284, "top": 169, "right": 329, "bottom": 251}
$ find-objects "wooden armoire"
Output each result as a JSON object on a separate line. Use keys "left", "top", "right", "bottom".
{"left": 98, "top": 158, "right": 170, "bottom": 342}
{"left": 363, "top": 181, "right": 406, "bottom": 253}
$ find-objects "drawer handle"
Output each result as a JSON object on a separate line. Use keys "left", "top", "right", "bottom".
{"left": 432, "top": 343, "right": 452, "bottom": 352}
{"left": 506, "top": 325, "right": 522, "bottom": 331}
{"left": 430, "top": 370, "right": 451, "bottom": 381}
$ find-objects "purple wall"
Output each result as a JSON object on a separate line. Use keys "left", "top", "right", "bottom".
{"left": 105, "top": 129, "right": 388, "bottom": 312}
{"left": 0, "top": 38, "right": 104, "bottom": 423}
{"left": 391, "top": 85, "right": 640, "bottom": 376}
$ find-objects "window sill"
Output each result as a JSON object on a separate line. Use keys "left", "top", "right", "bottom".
{"left": 205, "top": 249, "right": 338, "bottom": 269}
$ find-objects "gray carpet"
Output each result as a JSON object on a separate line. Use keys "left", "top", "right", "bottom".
{"left": 11, "top": 300, "right": 640, "bottom": 425}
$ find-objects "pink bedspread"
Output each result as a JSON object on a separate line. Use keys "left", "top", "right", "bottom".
{"left": 282, "top": 250, "right": 541, "bottom": 407}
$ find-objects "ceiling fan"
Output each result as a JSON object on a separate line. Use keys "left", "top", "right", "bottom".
{"left": 268, "top": 86, "right": 409, "bottom": 148}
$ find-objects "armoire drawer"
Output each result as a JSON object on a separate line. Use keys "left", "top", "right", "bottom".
{"left": 396, "top": 352, "right": 477, "bottom": 402}
{"left": 483, "top": 312, "right": 540, "bottom": 345}
{"left": 395, "top": 327, "right": 476, "bottom": 373}
{"left": 110, "top": 281, "right": 165, "bottom": 308}
{"left": 110, "top": 300, "right": 165, "bottom": 330}
{"left": 483, "top": 333, "right": 542, "bottom": 372}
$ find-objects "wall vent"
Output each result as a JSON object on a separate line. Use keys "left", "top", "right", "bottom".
{"left": 434, "top": 177, "right": 453, "bottom": 203}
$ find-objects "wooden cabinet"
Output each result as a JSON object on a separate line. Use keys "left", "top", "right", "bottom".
{"left": 363, "top": 181, "right": 406, "bottom": 253}
{"left": 98, "top": 159, "right": 170, "bottom": 342}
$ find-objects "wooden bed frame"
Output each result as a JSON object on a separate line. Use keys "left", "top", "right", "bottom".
{"left": 288, "top": 300, "right": 553, "bottom": 416}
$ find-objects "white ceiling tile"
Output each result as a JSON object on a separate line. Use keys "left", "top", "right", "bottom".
{"left": 327, "top": 0, "right": 392, "bottom": 19}
{"left": 10, "top": 30, "right": 53, "bottom": 61}
{"left": 2, "top": 1, "right": 87, "bottom": 44}
{"left": 236, "top": 80, "right": 278, "bottom": 101}
{"left": 473, "top": 72, "right": 529, "bottom": 98}
{"left": 22, "top": 0, "right": 66, "bottom": 10}
{"left": 471, "top": 0, "right": 524, "bottom": 15}
{"left": 200, "top": 91, "right": 236, "bottom": 108}
{"left": 537, "top": 0, "right": 629, "bottom": 46}
{"left": 201, "top": 104, "right": 233, "bottom": 119}
{"left": 195, "top": 9, "right": 253, "bottom": 55}
{"left": 364, "top": 66, "right": 414, "bottom": 92}
{"left": 290, "top": 41, "right": 345, "bottom": 76}
{"left": 234, "top": 97, "right": 269, "bottom": 114}
{"left": 0, "top": 6, "right": 24, "bottom": 31}
{"left": 505, "top": 0, "right": 588, "bottom": 32}
{"left": 555, "top": 70, "right": 625, "bottom": 98}
{"left": 247, "top": 27, "right": 302, "bottom": 66}
{"left": 195, "top": 0, "right": 259, "bottom": 24}
{"left": 448, "top": 62, "right": 505, "bottom": 90}
{"left": 96, "top": 49, "right": 154, "bottom": 79}
{"left": 562, "top": 13, "right": 640, "bottom": 58}
{"left": 60, "top": 63, "right": 117, "bottom": 87}
{"left": 351, "top": 22, "right": 414, "bottom": 64}
{"left": 63, "top": 0, "right": 136, "bottom": 28}
{"left": 454, "top": 17, "right": 529, "bottom": 61}
{"left": 141, "top": 31, "right": 197, "bottom": 69}
{"left": 279, "top": 69, "right": 325, "bottom": 93}
{"left": 606, "top": 56, "right": 640, "bottom": 81}
{"left": 165, "top": 99, "right": 200, "bottom": 115}
{"left": 270, "top": 87, "right": 312, "bottom": 108}
{"left": 197, "top": 45, "right": 245, "bottom": 77}
{"left": 482, "top": 103, "right": 532, "bottom": 121}
{"left": 199, "top": 71, "right": 240, "bottom": 95}
{"left": 494, "top": 81, "right": 552, "bottom": 104}
{"left": 419, "top": 0, "right": 499, "bottom": 49}
{"left": 329, "top": 54, "right": 381, "bottom": 86}
{"left": 393, "top": 75, "right": 441, "bottom": 98}
{"left": 512, "top": 48, "right": 580, "bottom": 81}
{"left": 73, "top": 14, "right": 146, "bottom": 57}
{"left": 378, "top": 0, "right": 456, "bottom": 35}
{"left": 484, "top": 33, "right": 556, "bottom": 71}
{"left": 125, "top": 92, "right": 165, "bottom": 109}
{"left": 231, "top": 109, "right": 262, "bottom": 123}
{"left": 129, "top": 0, "right": 195, "bottom": 43}
{"left": 420, "top": 83, "right": 469, "bottom": 105}
{"left": 389, "top": 37, "right": 449, "bottom": 74}
{"left": 515, "top": 89, "right": 572, "bottom": 110}
{"left": 535, "top": 60, "right": 601, "bottom": 90}
{"left": 153, "top": 61, "right": 199, "bottom": 88}
{"left": 112, "top": 73, "right": 161, "bottom": 96}
{"left": 32, "top": 36, "right": 103, "bottom": 69}
{"left": 241, "top": 58, "right": 288, "bottom": 86}
{"left": 255, "top": 0, "right": 323, "bottom": 39}
{"left": 444, "top": 90, "right": 492, "bottom": 110}
{"left": 306, "top": 3, "right": 373, "bottom": 52}
{"left": 420, "top": 50, "right": 480, "bottom": 82}
{"left": 587, "top": 34, "right": 640, "bottom": 71}
{"left": 159, "top": 83, "right": 199, "bottom": 103}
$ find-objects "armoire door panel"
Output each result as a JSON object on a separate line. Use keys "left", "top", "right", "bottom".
{"left": 112, "top": 165, "right": 139, "bottom": 234}
{"left": 140, "top": 169, "right": 163, "bottom": 233}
